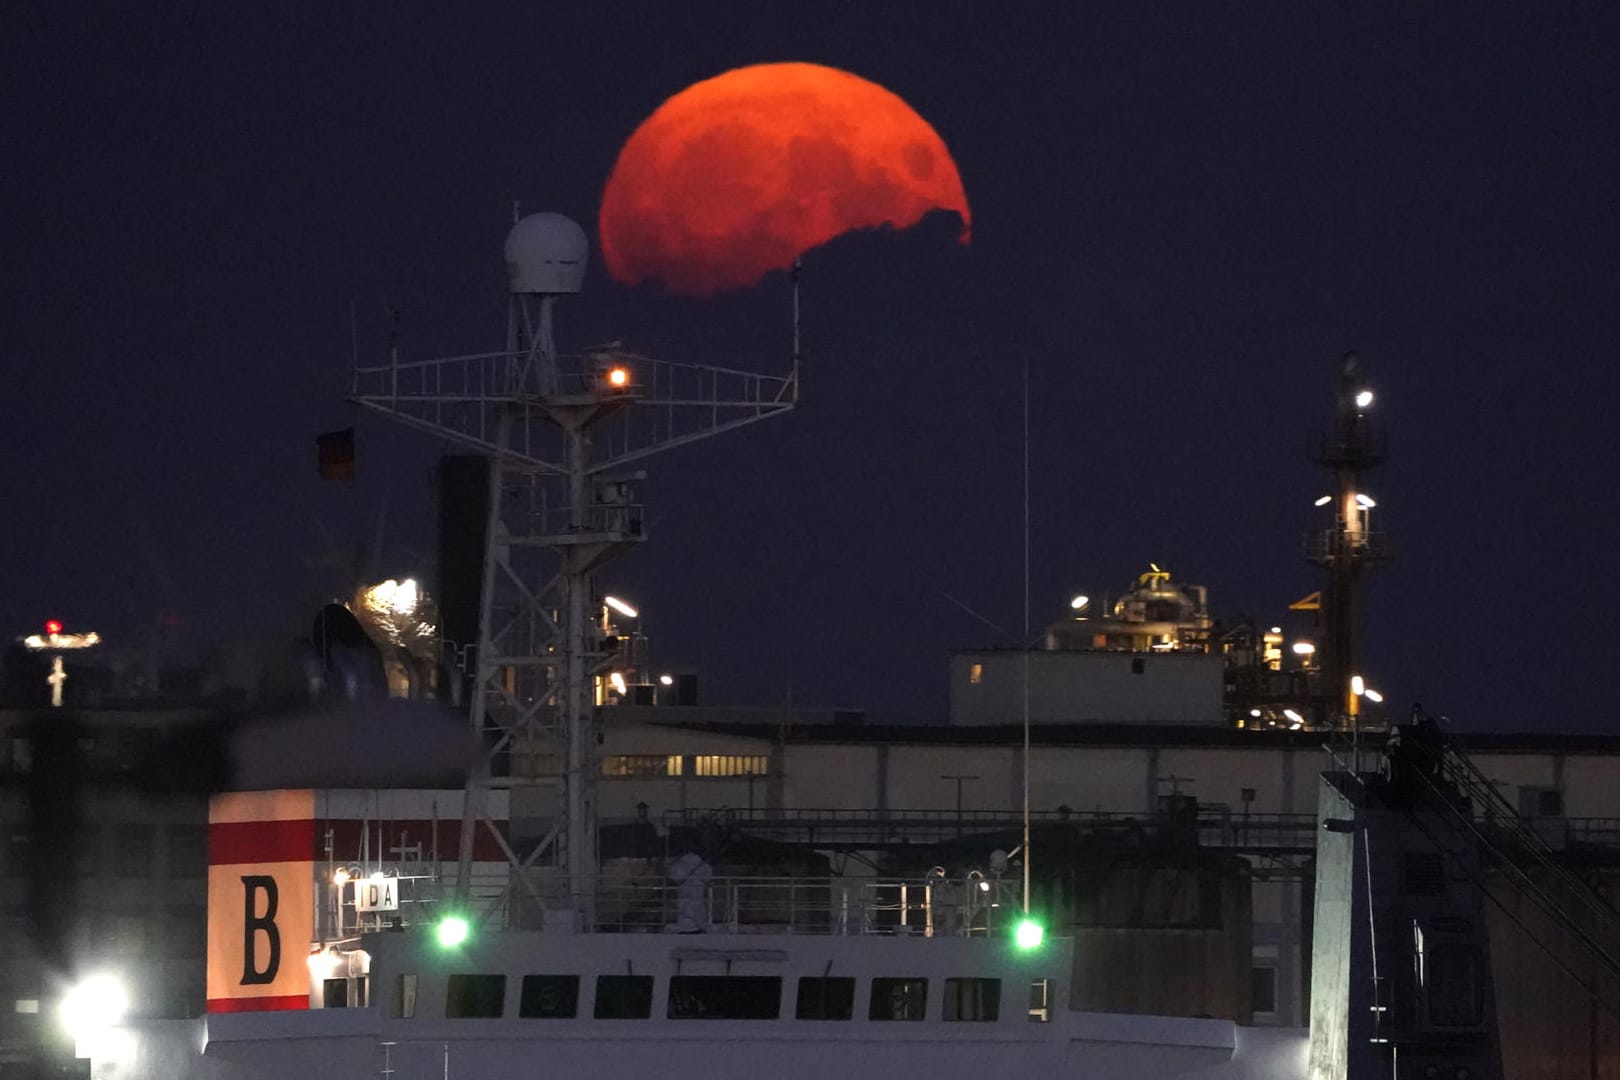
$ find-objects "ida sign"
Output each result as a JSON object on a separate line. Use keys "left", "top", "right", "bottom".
{"left": 353, "top": 875, "right": 399, "bottom": 913}
{"left": 206, "top": 791, "right": 316, "bottom": 1013}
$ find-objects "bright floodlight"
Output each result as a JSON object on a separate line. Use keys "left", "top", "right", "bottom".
{"left": 609, "top": 672, "right": 628, "bottom": 696}
{"left": 59, "top": 974, "right": 128, "bottom": 1041}
{"left": 1364, "top": 689, "right": 1385, "bottom": 704}
{"left": 436, "top": 914, "right": 471, "bottom": 949}
{"left": 1283, "top": 708, "right": 1303, "bottom": 724}
{"left": 658, "top": 673, "right": 674, "bottom": 687}
{"left": 363, "top": 578, "right": 420, "bottom": 617}
{"left": 1014, "top": 918, "right": 1044, "bottom": 950}
{"left": 1249, "top": 708, "right": 1262, "bottom": 718}
{"left": 1292, "top": 641, "right": 1316, "bottom": 655}
{"left": 1314, "top": 495, "right": 1332, "bottom": 507}
{"left": 604, "top": 595, "right": 638, "bottom": 619}
{"left": 1351, "top": 675, "right": 1366, "bottom": 696}
{"left": 1355, "top": 389, "right": 1374, "bottom": 409}
{"left": 607, "top": 366, "right": 630, "bottom": 388}
{"left": 1069, "top": 594, "right": 1089, "bottom": 611}
{"left": 1355, "top": 494, "right": 1376, "bottom": 509}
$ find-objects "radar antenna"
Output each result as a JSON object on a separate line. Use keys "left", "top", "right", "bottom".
{"left": 350, "top": 212, "right": 798, "bottom": 929}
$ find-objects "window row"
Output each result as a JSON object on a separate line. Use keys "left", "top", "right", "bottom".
{"left": 395, "top": 973, "right": 1051, "bottom": 1023}
{"left": 599, "top": 754, "right": 769, "bottom": 779}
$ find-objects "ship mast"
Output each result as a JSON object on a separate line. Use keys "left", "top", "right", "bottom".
{"left": 351, "top": 212, "right": 798, "bottom": 929}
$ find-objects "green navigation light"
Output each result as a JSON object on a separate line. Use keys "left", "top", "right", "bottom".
{"left": 1014, "top": 918, "right": 1044, "bottom": 950}
{"left": 436, "top": 914, "right": 471, "bottom": 948}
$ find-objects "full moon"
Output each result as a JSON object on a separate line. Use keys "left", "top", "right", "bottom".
{"left": 599, "top": 62, "right": 970, "bottom": 296}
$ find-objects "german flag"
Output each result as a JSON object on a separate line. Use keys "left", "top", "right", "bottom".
{"left": 316, "top": 428, "right": 355, "bottom": 481}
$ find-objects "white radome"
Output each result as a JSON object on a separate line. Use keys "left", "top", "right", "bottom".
{"left": 505, "top": 212, "right": 588, "bottom": 294}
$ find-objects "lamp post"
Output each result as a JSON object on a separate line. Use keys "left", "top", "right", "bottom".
{"left": 22, "top": 620, "right": 101, "bottom": 707}
{"left": 1350, "top": 675, "right": 1384, "bottom": 772}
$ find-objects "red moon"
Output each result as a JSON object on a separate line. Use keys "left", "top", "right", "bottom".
{"left": 599, "top": 62, "right": 970, "bottom": 296}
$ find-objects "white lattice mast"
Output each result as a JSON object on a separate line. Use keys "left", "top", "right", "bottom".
{"left": 351, "top": 212, "right": 798, "bottom": 930}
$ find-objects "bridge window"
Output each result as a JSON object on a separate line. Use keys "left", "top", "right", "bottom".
{"left": 693, "top": 755, "right": 768, "bottom": 778}
{"left": 795, "top": 976, "right": 855, "bottom": 1020}
{"left": 392, "top": 974, "right": 417, "bottom": 1019}
{"left": 869, "top": 977, "right": 927, "bottom": 1021}
{"left": 445, "top": 974, "right": 506, "bottom": 1019}
{"left": 323, "top": 978, "right": 348, "bottom": 1009}
{"left": 594, "top": 975, "right": 654, "bottom": 1019}
{"left": 667, "top": 976, "right": 781, "bottom": 1019}
{"left": 519, "top": 975, "right": 579, "bottom": 1018}
{"left": 943, "top": 978, "right": 1000, "bottom": 1022}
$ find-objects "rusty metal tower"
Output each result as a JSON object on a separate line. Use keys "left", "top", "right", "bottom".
{"left": 1305, "top": 352, "right": 1390, "bottom": 728}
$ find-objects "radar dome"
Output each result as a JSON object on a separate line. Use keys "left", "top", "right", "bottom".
{"left": 505, "top": 212, "right": 588, "bottom": 294}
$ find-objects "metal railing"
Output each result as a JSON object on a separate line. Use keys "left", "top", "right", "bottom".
{"left": 351, "top": 347, "right": 797, "bottom": 476}
{"left": 663, "top": 806, "right": 1322, "bottom": 854}
{"left": 589, "top": 874, "right": 1026, "bottom": 936}
{"left": 429, "top": 871, "right": 1031, "bottom": 937}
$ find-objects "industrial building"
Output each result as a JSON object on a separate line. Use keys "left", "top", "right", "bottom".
{"left": 10, "top": 704, "right": 1620, "bottom": 1056}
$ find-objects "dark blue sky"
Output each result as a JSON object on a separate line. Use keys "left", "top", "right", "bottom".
{"left": 5, "top": 5, "right": 1617, "bottom": 728}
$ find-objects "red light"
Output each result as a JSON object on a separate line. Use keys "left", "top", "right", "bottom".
{"left": 44, "top": 620, "right": 62, "bottom": 635}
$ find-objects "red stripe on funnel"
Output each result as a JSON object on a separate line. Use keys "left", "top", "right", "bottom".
{"left": 207, "top": 994, "right": 309, "bottom": 1013}
{"left": 209, "top": 819, "right": 316, "bottom": 865}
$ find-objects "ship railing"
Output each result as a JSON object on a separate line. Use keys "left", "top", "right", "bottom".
{"left": 594, "top": 875, "right": 843, "bottom": 935}
{"left": 583, "top": 874, "right": 1031, "bottom": 937}
{"left": 350, "top": 347, "right": 796, "bottom": 475}
{"left": 1303, "top": 528, "right": 1392, "bottom": 564}
{"left": 663, "top": 806, "right": 1319, "bottom": 853}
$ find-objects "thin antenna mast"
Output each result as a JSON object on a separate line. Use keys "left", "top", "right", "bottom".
{"left": 1022, "top": 359, "right": 1031, "bottom": 915}
{"left": 791, "top": 257, "right": 802, "bottom": 367}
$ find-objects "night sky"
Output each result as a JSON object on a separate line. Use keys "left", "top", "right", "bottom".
{"left": 5, "top": 6, "right": 1617, "bottom": 730}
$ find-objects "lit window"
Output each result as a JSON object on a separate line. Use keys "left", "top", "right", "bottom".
{"left": 969, "top": 663, "right": 983, "bottom": 685}
{"left": 692, "top": 755, "right": 768, "bottom": 778}
{"left": 1028, "top": 978, "right": 1051, "bottom": 1023}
